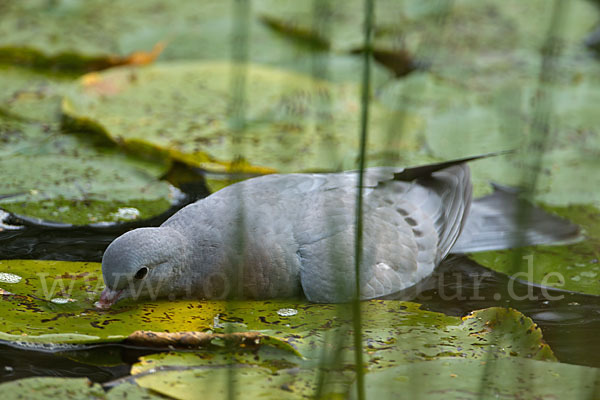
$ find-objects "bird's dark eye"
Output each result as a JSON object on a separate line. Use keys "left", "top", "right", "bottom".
{"left": 134, "top": 267, "right": 149, "bottom": 280}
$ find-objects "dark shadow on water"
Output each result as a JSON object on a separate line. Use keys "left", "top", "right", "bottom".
{"left": 413, "top": 255, "right": 600, "bottom": 368}
{"left": 0, "top": 342, "right": 156, "bottom": 384}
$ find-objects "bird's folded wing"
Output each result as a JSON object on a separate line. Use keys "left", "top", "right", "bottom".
{"left": 297, "top": 163, "right": 473, "bottom": 302}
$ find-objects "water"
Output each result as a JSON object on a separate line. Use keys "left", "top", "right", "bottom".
{"left": 0, "top": 342, "right": 149, "bottom": 384}
{"left": 416, "top": 256, "right": 600, "bottom": 368}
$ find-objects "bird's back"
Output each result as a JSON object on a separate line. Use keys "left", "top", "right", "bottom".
{"left": 163, "top": 164, "right": 473, "bottom": 302}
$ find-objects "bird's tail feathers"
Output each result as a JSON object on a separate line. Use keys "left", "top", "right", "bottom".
{"left": 450, "top": 183, "right": 581, "bottom": 253}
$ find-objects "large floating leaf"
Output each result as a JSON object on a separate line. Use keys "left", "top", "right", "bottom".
{"left": 421, "top": 78, "right": 600, "bottom": 205}
{"left": 0, "top": 377, "right": 163, "bottom": 400}
{"left": 63, "top": 62, "right": 423, "bottom": 173}
{"left": 0, "top": 260, "right": 556, "bottom": 364}
{"left": 255, "top": 0, "right": 596, "bottom": 60}
{"left": 470, "top": 205, "right": 600, "bottom": 296}
{"left": 0, "top": 154, "right": 177, "bottom": 226}
{"left": 353, "top": 357, "right": 600, "bottom": 400}
{"left": 369, "top": 0, "right": 600, "bottom": 203}
{"left": 0, "top": 377, "right": 105, "bottom": 400}
{"left": 0, "top": 153, "right": 176, "bottom": 225}
{"left": 0, "top": 111, "right": 177, "bottom": 226}
{"left": 127, "top": 307, "right": 556, "bottom": 399}
{"left": 0, "top": 65, "right": 179, "bottom": 226}
{"left": 0, "top": 0, "right": 218, "bottom": 70}
{"left": 0, "top": 66, "right": 74, "bottom": 122}
{"left": 0, "top": 260, "right": 217, "bottom": 343}
{"left": 0, "top": 259, "right": 560, "bottom": 397}
{"left": 0, "top": 0, "right": 392, "bottom": 83}
{"left": 134, "top": 365, "right": 319, "bottom": 400}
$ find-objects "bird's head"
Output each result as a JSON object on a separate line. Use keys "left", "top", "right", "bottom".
{"left": 96, "top": 227, "right": 190, "bottom": 309}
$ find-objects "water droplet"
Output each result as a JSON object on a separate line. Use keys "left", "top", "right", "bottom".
{"left": 0, "top": 272, "right": 22, "bottom": 284}
{"left": 112, "top": 207, "right": 140, "bottom": 221}
{"left": 277, "top": 308, "right": 298, "bottom": 317}
{"left": 50, "top": 297, "right": 75, "bottom": 304}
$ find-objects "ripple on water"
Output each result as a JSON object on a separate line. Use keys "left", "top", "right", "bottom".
{"left": 532, "top": 311, "right": 583, "bottom": 322}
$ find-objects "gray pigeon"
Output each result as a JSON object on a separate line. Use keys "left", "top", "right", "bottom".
{"left": 96, "top": 155, "right": 579, "bottom": 308}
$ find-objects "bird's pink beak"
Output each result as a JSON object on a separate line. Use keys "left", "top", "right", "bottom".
{"left": 95, "top": 287, "right": 123, "bottom": 309}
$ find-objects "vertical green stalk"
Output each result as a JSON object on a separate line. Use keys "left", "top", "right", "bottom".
{"left": 309, "top": 0, "right": 342, "bottom": 396}
{"left": 477, "top": 0, "right": 567, "bottom": 397}
{"left": 353, "top": 0, "right": 374, "bottom": 399}
{"left": 228, "top": 1, "right": 250, "bottom": 400}
{"left": 230, "top": 0, "right": 250, "bottom": 132}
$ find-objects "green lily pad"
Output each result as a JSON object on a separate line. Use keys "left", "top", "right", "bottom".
{"left": 0, "top": 153, "right": 177, "bottom": 226}
{"left": 353, "top": 357, "right": 600, "bottom": 400}
{"left": 0, "top": 66, "right": 75, "bottom": 122}
{"left": 0, "top": 259, "right": 219, "bottom": 344}
{"left": 62, "top": 61, "right": 423, "bottom": 173}
{"left": 0, "top": 0, "right": 393, "bottom": 84}
{"left": 0, "top": 377, "right": 163, "bottom": 400}
{"left": 130, "top": 306, "right": 554, "bottom": 375}
{"left": 470, "top": 204, "right": 600, "bottom": 296}
{"left": 134, "top": 366, "right": 320, "bottom": 400}
{"left": 422, "top": 81, "right": 600, "bottom": 205}
{"left": 0, "top": 66, "right": 177, "bottom": 226}
{"left": 0, "top": 377, "right": 105, "bottom": 400}
{"left": 0, "top": 259, "right": 560, "bottom": 397}
{"left": 0, "top": 260, "right": 556, "bottom": 365}
{"left": 379, "top": 56, "right": 600, "bottom": 202}
{"left": 256, "top": 0, "right": 596, "bottom": 60}
{"left": 127, "top": 306, "right": 555, "bottom": 399}
{"left": 0, "top": 111, "right": 177, "bottom": 225}
{"left": 105, "top": 382, "right": 166, "bottom": 399}
{"left": 367, "top": 0, "right": 600, "bottom": 204}
{"left": 0, "top": 0, "right": 212, "bottom": 70}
